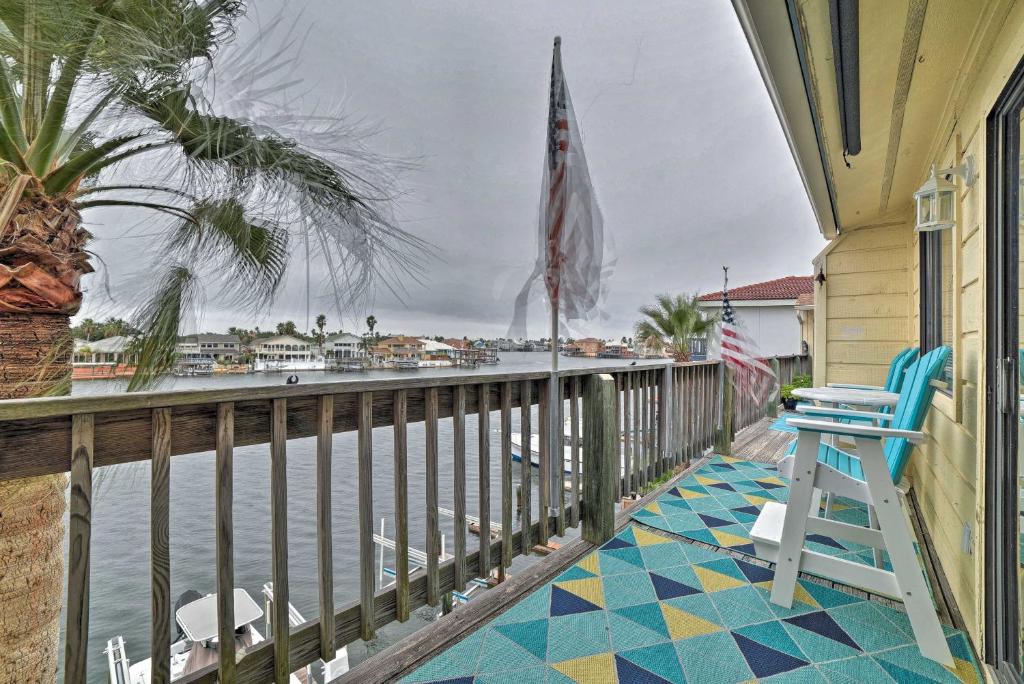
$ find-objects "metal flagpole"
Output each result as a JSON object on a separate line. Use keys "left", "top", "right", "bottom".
{"left": 548, "top": 37, "right": 563, "bottom": 519}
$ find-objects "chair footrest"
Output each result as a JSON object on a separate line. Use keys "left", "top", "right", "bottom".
{"left": 751, "top": 502, "right": 901, "bottom": 598}
{"left": 750, "top": 501, "right": 785, "bottom": 553}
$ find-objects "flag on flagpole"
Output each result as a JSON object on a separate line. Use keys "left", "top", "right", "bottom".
{"left": 508, "top": 37, "right": 609, "bottom": 339}
{"left": 719, "top": 276, "right": 778, "bottom": 403}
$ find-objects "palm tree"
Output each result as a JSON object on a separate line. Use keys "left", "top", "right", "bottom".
{"left": 634, "top": 294, "right": 718, "bottom": 362}
{"left": 366, "top": 314, "right": 377, "bottom": 336}
{"left": 312, "top": 313, "right": 327, "bottom": 356}
{"left": 0, "top": 3, "right": 424, "bottom": 677}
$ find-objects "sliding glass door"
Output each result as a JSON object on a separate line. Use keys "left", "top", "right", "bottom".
{"left": 985, "top": 54, "right": 1024, "bottom": 679}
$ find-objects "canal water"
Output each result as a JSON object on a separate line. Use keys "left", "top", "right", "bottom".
{"left": 71, "top": 353, "right": 666, "bottom": 681}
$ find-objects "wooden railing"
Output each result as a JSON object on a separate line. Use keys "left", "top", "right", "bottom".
{"left": 0, "top": 356, "right": 804, "bottom": 683}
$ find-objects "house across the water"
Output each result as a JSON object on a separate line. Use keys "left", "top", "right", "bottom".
{"left": 698, "top": 275, "right": 813, "bottom": 357}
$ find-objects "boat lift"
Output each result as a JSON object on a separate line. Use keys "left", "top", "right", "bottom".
{"left": 373, "top": 519, "right": 493, "bottom": 608}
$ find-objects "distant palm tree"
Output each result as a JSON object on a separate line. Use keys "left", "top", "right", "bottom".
{"left": 312, "top": 313, "right": 328, "bottom": 356}
{"left": 0, "top": 3, "right": 425, "bottom": 677}
{"left": 634, "top": 294, "right": 718, "bottom": 362}
{"left": 366, "top": 314, "right": 377, "bottom": 335}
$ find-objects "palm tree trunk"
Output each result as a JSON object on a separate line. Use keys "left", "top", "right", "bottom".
{"left": 0, "top": 312, "right": 72, "bottom": 682}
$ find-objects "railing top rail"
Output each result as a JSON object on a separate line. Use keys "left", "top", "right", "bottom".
{"left": 0, "top": 360, "right": 717, "bottom": 422}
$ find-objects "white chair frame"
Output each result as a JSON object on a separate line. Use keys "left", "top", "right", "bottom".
{"left": 750, "top": 418, "right": 954, "bottom": 667}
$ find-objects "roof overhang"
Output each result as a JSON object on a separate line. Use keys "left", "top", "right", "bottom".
{"left": 732, "top": 0, "right": 838, "bottom": 239}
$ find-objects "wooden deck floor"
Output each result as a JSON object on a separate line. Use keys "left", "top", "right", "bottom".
{"left": 730, "top": 414, "right": 794, "bottom": 464}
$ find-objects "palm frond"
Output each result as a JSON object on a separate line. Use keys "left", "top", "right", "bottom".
{"left": 126, "top": 264, "right": 200, "bottom": 391}
{"left": 164, "top": 197, "right": 288, "bottom": 306}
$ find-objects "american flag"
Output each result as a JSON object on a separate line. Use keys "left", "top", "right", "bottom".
{"left": 719, "top": 278, "right": 778, "bottom": 402}
{"left": 508, "top": 37, "right": 608, "bottom": 337}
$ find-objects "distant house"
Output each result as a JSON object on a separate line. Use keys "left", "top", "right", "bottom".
{"left": 325, "top": 333, "right": 365, "bottom": 359}
{"left": 374, "top": 336, "right": 424, "bottom": 362}
{"left": 420, "top": 338, "right": 455, "bottom": 359}
{"left": 73, "top": 336, "right": 137, "bottom": 364}
{"left": 565, "top": 337, "right": 605, "bottom": 357}
{"left": 253, "top": 335, "right": 313, "bottom": 362}
{"left": 697, "top": 275, "right": 814, "bottom": 357}
{"left": 600, "top": 342, "right": 634, "bottom": 359}
{"left": 177, "top": 334, "right": 241, "bottom": 362}
{"left": 445, "top": 338, "right": 471, "bottom": 350}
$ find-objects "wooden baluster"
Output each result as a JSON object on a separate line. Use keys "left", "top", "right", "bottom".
{"left": 622, "top": 373, "right": 632, "bottom": 497}
{"left": 500, "top": 383, "right": 513, "bottom": 569}
{"left": 64, "top": 414, "right": 94, "bottom": 684}
{"left": 641, "top": 372, "right": 649, "bottom": 488}
{"left": 519, "top": 380, "right": 532, "bottom": 556}
{"left": 316, "top": 395, "right": 338, "bottom": 657}
{"left": 393, "top": 390, "right": 410, "bottom": 622}
{"left": 538, "top": 377, "right": 550, "bottom": 546}
{"left": 569, "top": 376, "right": 581, "bottom": 527}
{"left": 556, "top": 377, "right": 565, "bottom": 537}
{"left": 425, "top": 387, "right": 441, "bottom": 605}
{"left": 271, "top": 399, "right": 290, "bottom": 682}
{"left": 478, "top": 382, "right": 491, "bottom": 575}
{"left": 687, "top": 367, "right": 696, "bottom": 457}
{"left": 358, "top": 392, "right": 375, "bottom": 640}
{"left": 658, "top": 366, "right": 669, "bottom": 476}
{"left": 215, "top": 402, "right": 236, "bottom": 683}
{"left": 150, "top": 409, "right": 171, "bottom": 684}
{"left": 613, "top": 374, "right": 622, "bottom": 500}
{"left": 453, "top": 385, "right": 467, "bottom": 592}
{"left": 659, "top": 368, "right": 667, "bottom": 475}
{"left": 632, "top": 372, "right": 641, "bottom": 491}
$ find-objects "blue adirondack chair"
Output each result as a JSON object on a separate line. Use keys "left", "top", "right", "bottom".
{"left": 827, "top": 346, "right": 919, "bottom": 395}
{"left": 750, "top": 346, "right": 953, "bottom": 666}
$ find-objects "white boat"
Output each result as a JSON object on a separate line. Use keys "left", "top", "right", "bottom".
{"left": 106, "top": 585, "right": 348, "bottom": 683}
{"left": 253, "top": 359, "right": 328, "bottom": 372}
{"left": 511, "top": 432, "right": 575, "bottom": 475}
{"left": 511, "top": 419, "right": 637, "bottom": 476}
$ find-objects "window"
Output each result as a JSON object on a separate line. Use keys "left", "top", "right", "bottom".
{"left": 920, "top": 228, "right": 954, "bottom": 388}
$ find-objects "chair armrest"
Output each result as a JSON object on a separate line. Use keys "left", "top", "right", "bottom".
{"left": 794, "top": 405, "right": 893, "bottom": 422}
{"left": 826, "top": 382, "right": 883, "bottom": 391}
{"left": 787, "top": 417, "right": 925, "bottom": 444}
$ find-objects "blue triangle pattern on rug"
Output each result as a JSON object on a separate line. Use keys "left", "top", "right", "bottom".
{"left": 615, "top": 654, "right": 674, "bottom": 684}
{"left": 785, "top": 611, "right": 862, "bottom": 652}
{"left": 732, "top": 632, "right": 809, "bottom": 678}
{"left": 650, "top": 572, "right": 701, "bottom": 600}
{"left": 400, "top": 524, "right": 982, "bottom": 684}
{"left": 549, "top": 585, "right": 601, "bottom": 617}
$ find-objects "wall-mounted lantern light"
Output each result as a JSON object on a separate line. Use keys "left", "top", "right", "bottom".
{"left": 914, "top": 156, "right": 976, "bottom": 233}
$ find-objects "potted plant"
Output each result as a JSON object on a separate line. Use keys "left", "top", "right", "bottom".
{"left": 780, "top": 373, "right": 812, "bottom": 410}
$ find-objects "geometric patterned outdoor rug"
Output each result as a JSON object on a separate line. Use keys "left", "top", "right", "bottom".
{"left": 632, "top": 455, "right": 906, "bottom": 575}
{"left": 401, "top": 525, "right": 981, "bottom": 683}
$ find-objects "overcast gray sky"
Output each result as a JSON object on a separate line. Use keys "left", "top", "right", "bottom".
{"left": 77, "top": 0, "right": 824, "bottom": 339}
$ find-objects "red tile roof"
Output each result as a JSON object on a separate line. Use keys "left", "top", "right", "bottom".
{"left": 698, "top": 275, "right": 814, "bottom": 302}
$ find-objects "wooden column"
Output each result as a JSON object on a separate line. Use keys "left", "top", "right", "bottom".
{"left": 64, "top": 414, "right": 94, "bottom": 684}
{"left": 453, "top": 385, "right": 467, "bottom": 592}
{"left": 582, "top": 374, "right": 616, "bottom": 545}
{"left": 270, "top": 399, "right": 290, "bottom": 683}
{"left": 316, "top": 395, "right": 338, "bottom": 654}
{"left": 767, "top": 358, "right": 781, "bottom": 418}
{"left": 357, "top": 392, "right": 375, "bottom": 640}
{"left": 714, "top": 365, "right": 734, "bottom": 455}
{"left": 478, "top": 383, "right": 491, "bottom": 575}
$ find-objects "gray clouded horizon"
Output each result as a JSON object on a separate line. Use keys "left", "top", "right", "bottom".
{"left": 75, "top": 0, "right": 824, "bottom": 340}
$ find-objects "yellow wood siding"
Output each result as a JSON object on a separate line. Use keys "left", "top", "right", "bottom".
{"left": 807, "top": 1, "right": 1024, "bottom": 648}
{"left": 815, "top": 222, "right": 914, "bottom": 388}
